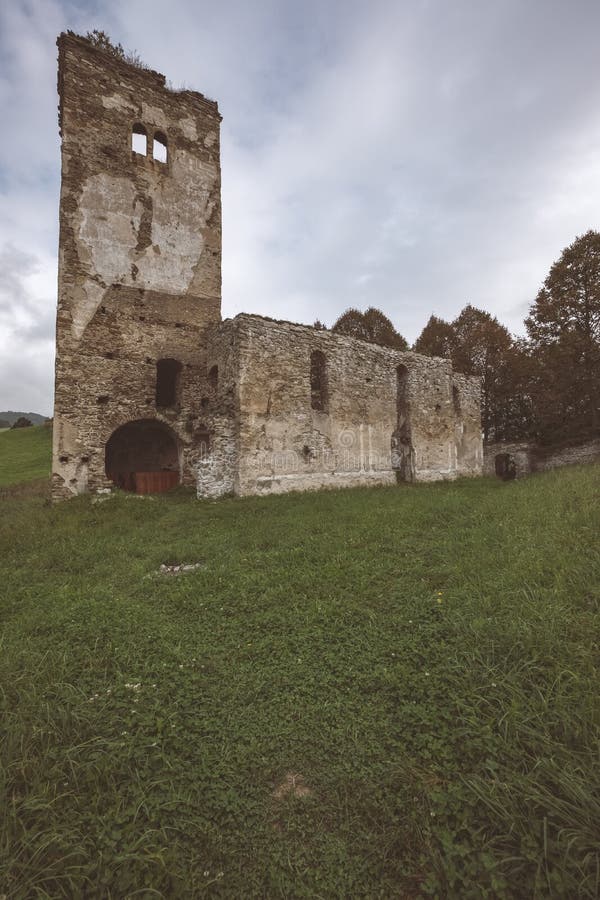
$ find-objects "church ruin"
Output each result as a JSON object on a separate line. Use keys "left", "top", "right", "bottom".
{"left": 52, "top": 32, "right": 483, "bottom": 500}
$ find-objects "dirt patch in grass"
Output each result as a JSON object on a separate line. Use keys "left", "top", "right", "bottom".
{"left": 272, "top": 772, "right": 313, "bottom": 801}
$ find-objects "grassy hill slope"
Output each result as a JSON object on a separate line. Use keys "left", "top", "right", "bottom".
{"left": 0, "top": 425, "right": 52, "bottom": 487}
{"left": 1, "top": 464, "right": 599, "bottom": 897}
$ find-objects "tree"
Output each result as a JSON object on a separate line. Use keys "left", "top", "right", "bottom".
{"left": 449, "top": 305, "right": 515, "bottom": 442}
{"left": 313, "top": 319, "right": 327, "bottom": 331}
{"left": 525, "top": 230, "right": 600, "bottom": 441}
{"left": 413, "top": 315, "right": 454, "bottom": 358}
{"left": 11, "top": 417, "right": 32, "bottom": 429}
{"left": 414, "top": 306, "right": 534, "bottom": 442}
{"left": 332, "top": 307, "right": 408, "bottom": 350}
{"left": 489, "top": 338, "right": 536, "bottom": 442}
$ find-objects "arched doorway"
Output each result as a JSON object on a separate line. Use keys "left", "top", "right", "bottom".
{"left": 105, "top": 419, "right": 180, "bottom": 493}
{"left": 495, "top": 452, "right": 516, "bottom": 481}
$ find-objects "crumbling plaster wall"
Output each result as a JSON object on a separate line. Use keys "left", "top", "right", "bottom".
{"left": 52, "top": 33, "right": 222, "bottom": 499}
{"left": 211, "top": 315, "right": 482, "bottom": 497}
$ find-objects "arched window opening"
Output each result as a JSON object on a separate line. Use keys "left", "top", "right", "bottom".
{"left": 396, "top": 364, "right": 409, "bottom": 424}
{"left": 153, "top": 131, "right": 168, "bottom": 163}
{"left": 208, "top": 365, "right": 218, "bottom": 391}
{"left": 156, "top": 358, "right": 182, "bottom": 408}
{"left": 310, "top": 350, "right": 328, "bottom": 412}
{"left": 452, "top": 385, "right": 461, "bottom": 415}
{"left": 132, "top": 123, "right": 147, "bottom": 156}
{"left": 105, "top": 419, "right": 180, "bottom": 494}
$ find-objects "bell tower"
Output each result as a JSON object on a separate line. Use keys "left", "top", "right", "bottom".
{"left": 52, "top": 32, "right": 222, "bottom": 498}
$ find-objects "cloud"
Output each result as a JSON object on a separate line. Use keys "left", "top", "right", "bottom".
{"left": 1, "top": 0, "right": 600, "bottom": 414}
{"left": 0, "top": 243, "right": 55, "bottom": 413}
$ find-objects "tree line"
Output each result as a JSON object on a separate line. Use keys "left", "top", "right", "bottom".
{"left": 326, "top": 230, "right": 600, "bottom": 446}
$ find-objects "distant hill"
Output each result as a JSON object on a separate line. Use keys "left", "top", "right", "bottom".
{"left": 0, "top": 411, "right": 49, "bottom": 427}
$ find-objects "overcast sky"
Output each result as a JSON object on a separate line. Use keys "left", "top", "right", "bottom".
{"left": 1, "top": 0, "right": 600, "bottom": 414}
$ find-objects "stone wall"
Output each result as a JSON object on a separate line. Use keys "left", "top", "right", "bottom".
{"left": 483, "top": 438, "right": 600, "bottom": 478}
{"left": 197, "top": 315, "right": 482, "bottom": 498}
{"left": 52, "top": 33, "right": 222, "bottom": 499}
{"left": 534, "top": 438, "right": 600, "bottom": 472}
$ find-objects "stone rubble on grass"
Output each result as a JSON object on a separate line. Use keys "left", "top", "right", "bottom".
{"left": 92, "top": 493, "right": 115, "bottom": 504}
{"left": 158, "top": 562, "right": 204, "bottom": 575}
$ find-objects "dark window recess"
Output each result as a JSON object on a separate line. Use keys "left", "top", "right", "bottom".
{"left": 97, "top": 395, "right": 109, "bottom": 405}
{"left": 310, "top": 350, "right": 328, "bottom": 412}
{"left": 396, "top": 365, "right": 408, "bottom": 421}
{"left": 453, "top": 385, "right": 461, "bottom": 414}
{"left": 104, "top": 351, "right": 115, "bottom": 359}
{"left": 201, "top": 396, "right": 209, "bottom": 409}
{"left": 156, "top": 358, "right": 182, "bottom": 407}
{"left": 153, "top": 132, "right": 168, "bottom": 163}
{"left": 132, "top": 123, "right": 147, "bottom": 155}
{"left": 208, "top": 365, "right": 218, "bottom": 391}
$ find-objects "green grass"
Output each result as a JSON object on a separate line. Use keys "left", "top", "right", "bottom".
{"left": 1, "top": 459, "right": 599, "bottom": 897}
{"left": 0, "top": 425, "right": 52, "bottom": 487}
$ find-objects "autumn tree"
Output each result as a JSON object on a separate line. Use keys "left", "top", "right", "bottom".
{"left": 332, "top": 307, "right": 408, "bottom": 350}
{"left": 450, "top": 305, "right": 517, "bottom": 441}
{"left": 413, "top": 315, "right": 454, "bottom": 358}
{"left": 525, "top": 230, "right": 600, "bottom": 442}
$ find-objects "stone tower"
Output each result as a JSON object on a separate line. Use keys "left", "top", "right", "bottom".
{"left": 52, "top": 32, "right": 222, "bottom": 499}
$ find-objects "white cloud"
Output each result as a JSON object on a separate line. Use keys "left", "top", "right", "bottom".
{"left": 0, "top": 243, "right": 55, "bottom": 413}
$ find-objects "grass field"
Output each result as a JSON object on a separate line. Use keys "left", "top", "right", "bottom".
{"left": 1, "top": 432, "right": 599, "bottom": 897}
{"left": 0, "top": 425, "right": 52, "bottom": 487}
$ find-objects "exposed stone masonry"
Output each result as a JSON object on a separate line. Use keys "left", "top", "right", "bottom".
{"left": 199, "top": 315, "right": 482, "bottom": 497}
{"left": 484, "top": 438, "right": 600, "bottom": 479}
{"left": 52, "top": 34, "right": 483, "bottom": 501}
{"left": 52, "top": 33, "right": 222, "bottom": 498}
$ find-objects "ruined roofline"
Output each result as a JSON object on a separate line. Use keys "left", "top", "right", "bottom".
{"left": 221, "top": 312, "right": 477, "bottom": 376}
{"left": 56, "top": 32, "right": 220, "bottom": 134}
